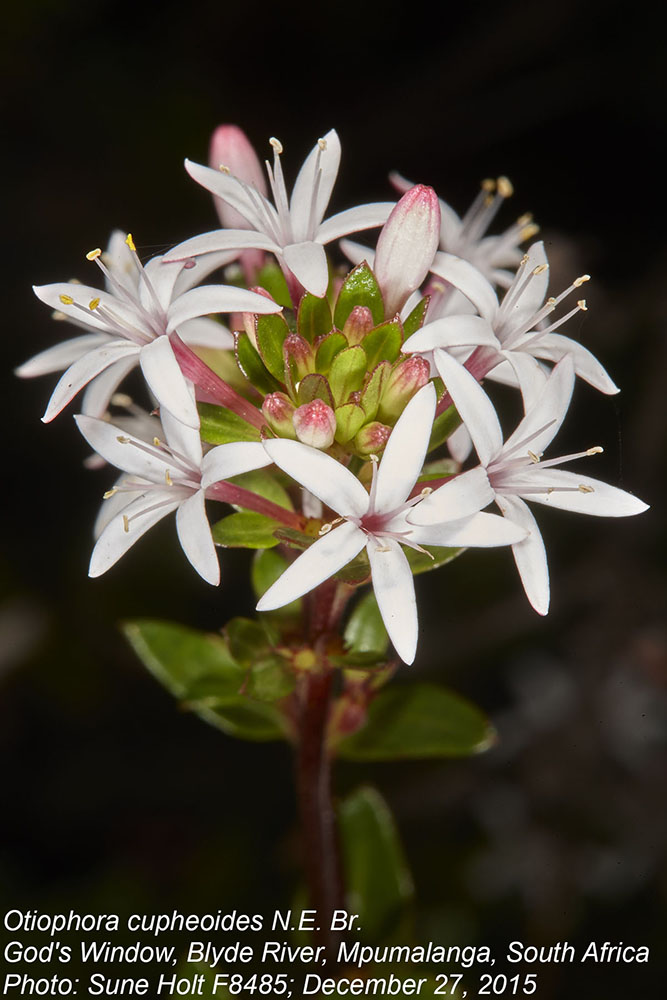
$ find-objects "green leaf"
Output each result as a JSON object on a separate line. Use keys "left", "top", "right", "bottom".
{"left": 335, "top": 550, "right": 371, "bottom": 585}
{"left": 402, "top": 296, "right": 429, "bottom": 337}
{"left": 334, "top": 262, "right": 384, "bottom": 329}
{"left": 405, "top": 544, "right": 463, "bottom": 575}
{"left": 122, "top": 620, "right": 244, "bottom": 701}
{"left": 246, "top": 655, "right": 295, "bottom": 702}
{"left": 360, "top": 362, "right": 390, "bottom": 423}
{"left": 198, "top": 403, "right": 261, "bottom": 444}
{"left": 255, "top": 314, "right": 291, "bottom": 381}
{"left": 344, "top": 591, "right": 389, "bottom": 659}
{"left": 256, "top": 263, "right": 293, "bottom": 309}
{"left": 251, "top": 549, "right": 302, "bottom": 618}
{"left": 328, "top": 345, "right": 367, "bottom": 405}
{"left": 235, "top": 332, "right": 282, "bottom": 395}
{"left": 418, "top": 457, "right": 459, "bottom": 483}
{"left": 338, "top": 683, "right": 496, "bottom": 760}
{"left": 296, "top": 373, "right": 335, "bottom": 409}
{"left": 199, "top": 699, "right": 285, "bottom": 742}
{"left": 225, "top": 617, "right": 273, "bottom": 665}
{"left": 339, "top": 787, "right": 414, "bottom": 942}
{"left": 428, "top": 403, "right": 461, "bottom": 452}
{"left": 211, "top": 511, "right": 281, "bottom": 549}
{"left": 226, "top": 468, "right": 294, "bottom": 511}
{"left": 335, "top": 402, "right": 366, "bottom": 444}
{"left": 315, "top": 332, "right": 348, "bottom": 373}
{"left": 361, "top": 320, "right": 402, "bottom": 369}
{"left": 298, "top": 293, "right": 333, "bottom": 342}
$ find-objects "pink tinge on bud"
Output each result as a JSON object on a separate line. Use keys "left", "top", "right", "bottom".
{"left": 343, "top": 305, "right": 375, "bottom": 346}
{"left": 209, "top": 125, "right": 267, "bottom": 282}
{"left": 374, "top": 184, "right": 441, "bottom": 317}
{"left": 378, "top": 356, "right": 431, "bottom": 423}
{"left": 237, "top": 286, "right": 278, "bottom": 347}
{"left": 293, "top": 400, "right": 336, "bottom": 450}
{"left": 283, "top": 334, "right": 316, "bottom": 382}
{"left": 353, "top": 421, "right": 392, "bottom": 456}
{"left": 262, "top": 392, "right": 297, "bottom": 438}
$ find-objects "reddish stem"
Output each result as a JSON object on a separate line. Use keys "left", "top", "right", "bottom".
{"left": 206, "top": 481, "right": 306, "bottom": 531}
{"left": 170, "top": 333, "right": 265, "bottom": 429}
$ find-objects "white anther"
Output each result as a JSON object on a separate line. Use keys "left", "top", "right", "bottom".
{"left": 578, "top": 484, "right": 595, "bottom": 493}
{"left": 269, "top": 137, "right": 283, "bottom": 154}
{"left": 587, "top": 446, "right": 603, "bottom": 456}
{"left": 317, "top": 138, "right": 327, "bottom": 151}
{"left": 527, "top": 450, "right": 541, "bottom": 463}
{"left": 574, "top": 274, "right": 591, "bottom": 287}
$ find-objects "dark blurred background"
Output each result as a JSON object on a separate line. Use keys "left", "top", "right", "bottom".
{"left": 1, "top": 1, "right": 666, "bottom": 996}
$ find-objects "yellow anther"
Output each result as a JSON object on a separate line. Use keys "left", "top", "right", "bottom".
{"left": 420, "top": 486, "right": 434, "bottom": 495}
{"left": 269, "top": 137, "right": 283, "bottom": 154}
{"left": 103, "top": 488, "right": 117, "bottom": 500}
{"left": 125, "top": 233, "right": 137, "bottom": 252}
{"left": 217, "top": 163, "right": 231, "bottom": 173}
{"left": 528, "top": 450, "right": 541, "bottom": 463}
{"left": 317, "top": 138, "right": 327, "bottom": 151}
{"left": 88, "top": 297, "right": 100, "bottom": 311}
{"left": 574, "top": 274, "right": 591, "bottom": 287}
{"left": 153, "top": 436, "right": 162, "bottom": 447}
{"left": 111, "top": 393, "right": 133, "bottom": 407}
{"left": 497, "top": 176, "right": 514, "bottom": 198}
{"left": 165, "top": 469, "right": 173, "bottom": 486}
{"left": 319, "top": 522, "right": 333, "bottom": 536}
{"left": 579, "top": 484, "right": 595, "bottom": 494}
{"left": 481, "top": 178, "right": 496, "bottom": 192}
{"left": 116, "top": 435, "right": 130, "bottom": 444}
{"left": 59, "top": 294, "right": 74, "bottom": 305}
{"left": 52, "top": 311, "right": 67, "bottom": 321}
{"left": 521, "top": 224, "right": 540, "bottom": 241}
{"left": 517, "top": 212, "right": 533, "bottom": 226}
{"left": 546, "top": 296, "right": 557, "bottom": 306}
{"left": 577, "top": 299, "right": 588, "bottom": 311}
{"left": 430, "top": 280, "right": 447, "bottom": 294}
{"left": 86, "top": 248, "right": 102, "bottom": 261}
{"left": 587, "top": 446, "right": 604, "bottom": 456}
{"left": 122, "top": 515, "right": 130, "bottom": 533}
{"left": 533, "top": 264, "right": 549, "bottom": 275}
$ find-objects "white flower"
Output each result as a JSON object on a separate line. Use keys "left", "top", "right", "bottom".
{"left": 21, "top": 233, "right": 281, "bottom": 427}
{"left": 76, "top": 400, "right": 272, "bottom": 585}
{"left": 410, "top": 352, "right": 648, "bottom": 615}
{"left": 256, "top": 383, "right": 525, "bottom": 663}
{"left": 163, "top": 130, "right": 394, "bottom": 298}
{"left": 405, "top": 241, "right": 618, "bottom": 409}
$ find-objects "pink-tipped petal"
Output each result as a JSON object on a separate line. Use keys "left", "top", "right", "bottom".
{"left": 374, "top": 185, "right": 441, "bottom": 316}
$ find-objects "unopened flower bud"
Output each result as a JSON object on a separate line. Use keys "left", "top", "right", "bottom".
{"left": 209, "top": 125, "right": 267, "bottom": 281}
{"left": 262, "top": 392, "right": 297, "bottom": 438}
{"left": 374, "top": 184, "right": 440, "bottom": 317}
{"left": 293, "top": 400, "right": 336, "bottom": 449}
{"left": 377, "top": 356, "right": 431, "bottom": 423}
{"left": 238, "top": 286, "right": 277, "bottom": 347}
{"left": 283, "top": 334, "right": 315, "bottom": 382}
{"left": 343, "top": 305, "right": 374, "bottom": 345}
{"left": 353, "top": 421, "right": 391, "bottom": 456}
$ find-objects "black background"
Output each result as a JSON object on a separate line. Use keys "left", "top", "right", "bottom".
{"left": 1, "top": 1, "right": 666, "bottom": 997}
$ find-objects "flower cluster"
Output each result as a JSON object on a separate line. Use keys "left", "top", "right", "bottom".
{"left": 21, "top": 128, "right": 647, "bottom": 664}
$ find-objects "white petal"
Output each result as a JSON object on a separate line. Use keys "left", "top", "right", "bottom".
{"left": 447, "top": 423, "right": 473, "bottom": 463}
{"left": 515, "top": 468, "right": 649, "bottom": 517}
{"left": 531, "top": 333, "right": 620, "bottom": 394}
{"left": 502, "top": 356, "right": 575, "bottom": 458}
{"left": 433, "top": 349, "right": 503, "bottom": 465}
{"left": 403, "top": 315, "right": 499, "bottom": 353}
{"left": 316, "top": 203, "right": 395, "bottom": 244}
{"left": 408, "top": 466, "right": 495, "bottom": 525}
{"left": 75, "top": 414, "right": 173, "bottom": 478}
{"left": 367, "top": 538, "right": 418, "bottom": 665}
{"left": 502, "top": 241, "right": 549, "bottom": 328}
{"left": 80, "top": 355, "right": 138, "bottom": 417}
{"left": 176, "top": 490, "right": 219, "bottom": 584}
{"left": 142, "top": 258, "right": 187, "bottom": 311}
{"left": 42, "top": 341, "right": 140, "bottom": 422}
{"left": 161, "top": 393, "right": 203, "bottom": 467}
{"left": 184, "top": 159, "right": 280, "bottom": 233}
{"left": 201, "top": 442, "right": 272, "bottom": 488}
{"left": 256, "top": 521, "right": 366, "bottom": 610}
{"left": 408, "top": 510, "right": 527, "bottom": 547}
{"left": 172, "top": 250, "right": 241, "bottom": 296}
{"left": 339, "top": 238, "right": 375, "bottom": 269}
{"left": 178, "top": 317, "right": 235, "bottom": 349}
{"left": 495, "top": 495, "right": 549, "bottom": 615}
{"left": 374, "top": 383, "right": 436, "bottom": 512}
{"left": 139, "top": 336, "right": 199, "bottom": 428}
{"left": 262, "top": 439, "right": 369, "bottom": 518}
{"left": 89, "top": 491, "right": 182, "bottom": 576}
{"left": 93, "top": 476, "right": 143, "bottom": 538}
{"left": 33, "top": 283, "right": 120, "bottom": 333}
{"left": 290, "top": 129, "right": 342, "bottom": 241}
{"left": 16, "top": 333, "right": 111, "bottom": 377}
{"left": 430, "top": 252, "right": 499, "bottom": 321}
{"left": 281, "top": 241, "right": 329, "bottom": 298}
{"left": 163, "top": 229, "right": 280, "bottom": 263}
{"left": 502, "top": 349, "right": 550, "bottom": 412}
{"left": 167, "top": 284, "right": 281, "bottom": 331}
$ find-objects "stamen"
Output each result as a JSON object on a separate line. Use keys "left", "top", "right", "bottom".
{"left": 319, "top": 522, "right": 333, "bottom": 535}
{"left": 527, "top": 450, "right": 541, "bottom": 463}
{"left": 59, "top": 294, "right": 74, "bottom": 305}
{"left": 116, "top": 435, "right": 130, "bottom": 444}
{"left": 573, "top": 274, "right": 590, "bottom": 287}
{"left": 579, "top": 484, "right": 594, "bottom": 493}
{"left": 165, "top": 470, "right": 173, "bottom": 486}
{"left": 89, "top": 297, "right": 100, "bottom": 311}
{"left": 217, "top": 163, "right": 231, "bottom": 173}
{"left": 86, "top": 248, "right": 102, "bottom": 261}
{"left": 317, "top": 138, "right": 327, "bottom": 151}
{"left": 103, "top": 488, "right": 117, "bottom": 499}
{"left": 481, "top": 179, "right": 496, "bottom": 192}
{"left": 269, "top": 137, "right": 283, "bottom": 155}
{"left": 577, "top": 299, "right": 587, "bottom": 311}
{"left": 111, "top": 393, "right": 133, "bottom": 407}
{"left": 420, "top": 486, "right": 433, "bottom": 495}
{"left": 497, "top": 176, "right": 513, "bottom": 198}
{"left": 521, "top": 223, "right": 540, "bottom": 241}
{"left": 122, "top": 515, "right": 130, "bottom": 533}
{"left": 153, "top": 437, "right": 162, "bottom": 447}
{"left": 533, "top": 263, "right": 548, "bottom": 275}
{"left": 125, "top": 233, "right": 137, "bottom": 252}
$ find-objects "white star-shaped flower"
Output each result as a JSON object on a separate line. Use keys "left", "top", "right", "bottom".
{"left": 163, "top": 130, "right": 395, "bottom": 298}
{"left": 410, "top": 352, "right": 648, "bottom": 615}
{"left": 256, "top": 383, "right": 525, "bottom": 663}
{"left": 76, "top": 398, "right": 272, "bottom": 584}
{"left": 21, "top": 233, "right": 282, "bottom": 427}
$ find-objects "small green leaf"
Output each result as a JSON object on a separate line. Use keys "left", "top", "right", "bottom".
{"left": 225, "top": 617, "right": 272, "bottom": 665}
{"left": 296, "top": 373, "right": 335, "bottom": 408}
{"left": 338, "top": 683, "right": 496, "bottom": 760}
{"left": 405, "top": 544, "right": 463, "bottom": 575}
{"left": 344, "top": 591, "right": 389, "bottom": 659}
{"left": 198, "top": 700, "right": 285, "bottom": 742}
{"left": 298, "top": 293, "right": 333, "bottom": 342}
{"left": 335, "top": 549, "right": 371, "bottom": 585}
{"left": 251, "top": 549, "right": 303, "bottom": 619}
{"left": 247, "top": 655, "right": 295, "bottom": 702}
{"left": 360, "top": 362, "right": 391, "bottom": 423}
{"left": 428, "top": 403, "right": 462, "bottom": 451}
{"left": 361, "top": 320, "right": 402, "bottom": 368}
{"left": 328, "top": 345, "right": 367, "bottom": 405}
{"left": 256, "top": 263, "right": 293, "bottom": 309}
{"left": 315, "top": 332, "right": 348, "bottom": 373}
{"left": 211, "top": 511, "right": 281, "bottom": 549}
{"left": 335, "top": 402, "right": 366, "bottom": 444}
{"left": 339, "top": 787, "right": 414, "bottom": 942}
{"left": 235, "top": 332, "right": 282, "bottom": 394}
{"left": 226, "top": 468, "right": 294, "bottom": 511}
{"left": 402, "top": 295, "right": 430, "bottom": 337}
{"left": 255, "top": 314, "right": 291, "bottom": 381}
{"left": 122, "top": 620, "right": 243, "bottom": 701}
{"left": 334, "top": 262, "right": 384, "bottom": 329}
{"left": 198, "top": 403, "right": 261, "bottom": 444}
{"left": 418, "top": 457, "right": 459, "bottom": 483}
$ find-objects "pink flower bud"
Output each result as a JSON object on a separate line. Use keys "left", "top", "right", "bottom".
{"left": 377, "top": 356, "right": 431, "bottom": 423}
{"left": 353, "top": 421, "right": 391, "bottom": 456}
{"left": 262, "top": 392, "right": 297, "bottom": 438}
{"left": 283, "top": 334, "right": 315, "bottom": 383}
{"left": 238, "top": 286, "right": 278, "bottom": 347}
{"left": 209, "top": 125, "right": 267, "bottom": 281}
{"left": 343, "top": 305, "right": 375, "bottom": 345}
{"left": 293, "top": 400, "right": 336, "bottom": 449}
{"left": 374, "top": 185, "right": 440, "bottom": 317}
